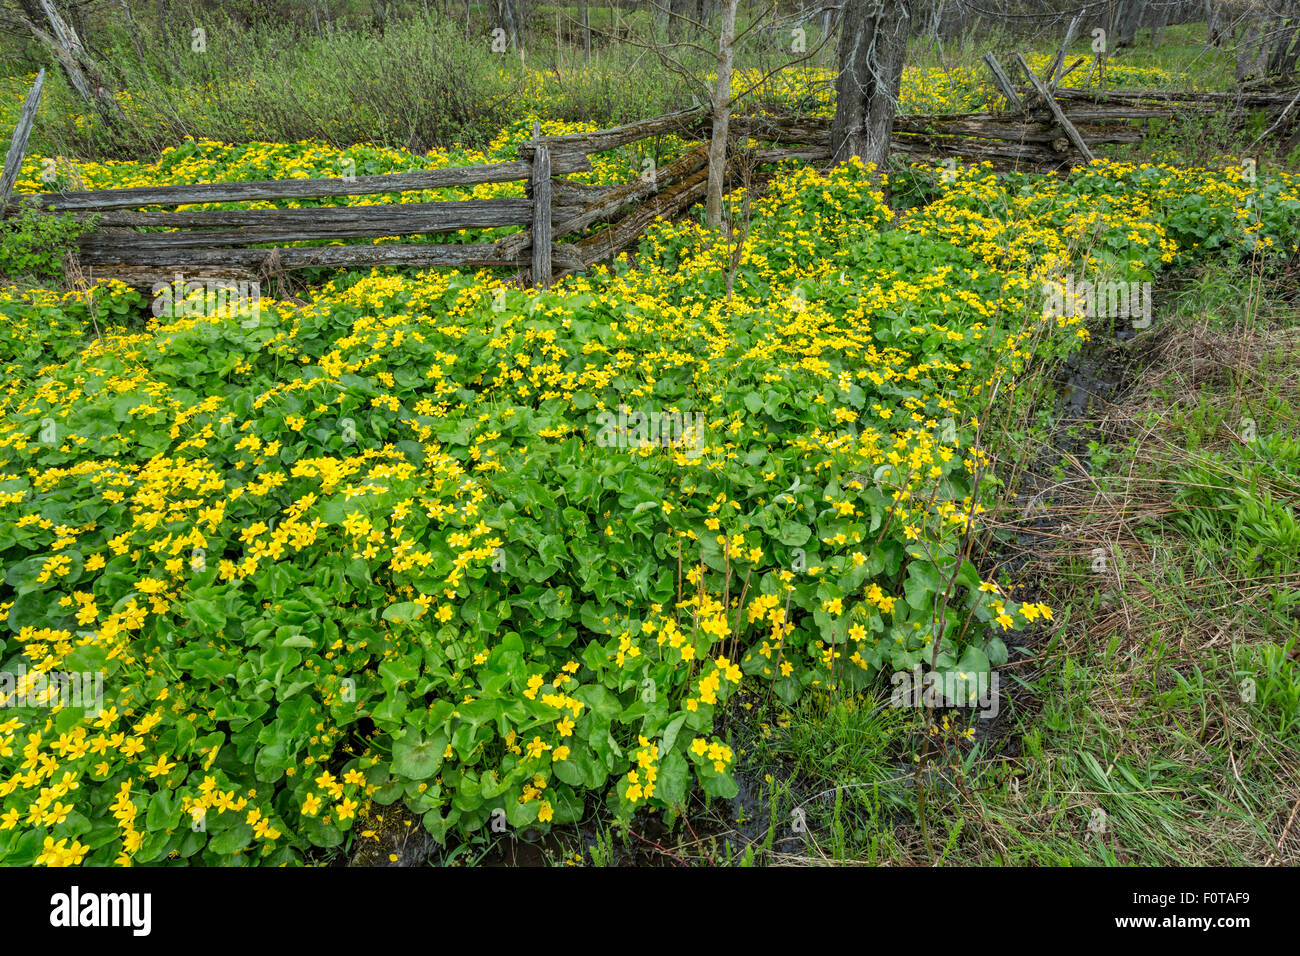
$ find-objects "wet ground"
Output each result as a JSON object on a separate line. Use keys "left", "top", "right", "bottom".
{"left": 1004, "top": 328, "right": 1151, "bottom": 577}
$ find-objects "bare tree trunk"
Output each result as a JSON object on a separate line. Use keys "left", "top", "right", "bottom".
{"left": 582, "top": 0, "right": 591, "bottom": 61}
{"left": 1204, "top": 0, "right": 1225, "bottom": 47}
{"left": 1152, "top": 0, "right": 1170, "bottom": 48}
{"left": 16, "top": 0, "right": 124, "bottom": 126}
{"left": 1280, "top": 24, "right": 1300, "bottom": 74}
{"left": 1267, "top": 6, "right": 1300, "bottom": 75}
{"left": 1115, "top": 0, "right": 1147, "bottom": 47}
{"left": 706, "top": 0, "right": 738, "bottom": 229}
{"left": 118, "top": 0, "right": 149, "bottom": 71}
{"left": 830, "top": 0, "right": 910, "bottom": 172}
{"left": 155, "top": 0, "right": 179, "bottom": 70}
{"left": 669, "top": 0, "right": 699, "bottom": 39}
{"left": 1237, "top": 16, "right": 1267, "bottom": 80}
{"left": 653, "top": 0, "right": 668, "bottom": 38}
{"left": 926, "top": 0, "right": 944, "bottom": 50}
{"left": 497, "top": 0, "right": 525, "bottom": 50}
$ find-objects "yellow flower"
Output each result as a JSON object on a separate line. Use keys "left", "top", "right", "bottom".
{"left": 523, "top": 674, "right": 544, "bottom": 700}
{"left": 144, "top": 754, "right": 176, "bottom": 778}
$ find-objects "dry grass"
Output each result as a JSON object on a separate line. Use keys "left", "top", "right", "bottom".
{"left": 944, "top": 311, "right": 1300, "bottom": 866}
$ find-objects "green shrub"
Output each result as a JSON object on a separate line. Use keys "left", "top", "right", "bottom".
{"left": 0, "top": 205, "right": 96, "bottom": 284}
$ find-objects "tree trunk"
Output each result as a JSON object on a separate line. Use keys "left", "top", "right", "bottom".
{"left": 1267, "top": 8, "right": 1300, "bottom": 75}
{"left": 582, "top": 0, "right": 591, "bottom": 61}
{"left": 497, "top": 0, "right": 525, "bottom": 50}
{"left": 927, "top": 0, "right": 944, "bottom": 50}
{"left": 1204, "top": 0, "right": 1225, "bottom": 47}
{"left": 118, "top": 0, "right": 149, "bottom": 71}
{"left": 1152, "top": 1, "right": 1170, "bottom": 48}
{"left": 1237, "top": 17, "right": 1267, "bottom": 81}
{"left": 1280, "top": 24, "right": 1300, "bottom": 74}
{"left": 653, "top": 0, "right": 668, "bottom": 38}
{"left": 705, "top": 0, "right": 738, "bottom": 229}
{"left": 17, "top": 0, "right": 124, "bottom": 126}
{"left": 669, "top": 0, "right": 699, "bottom": 39}
{"left": 830, "top": 0, "right": 909, "bottom": 173}
{"left": 155, "top": 0, "right": 179, "bottom": 70}
{"left": 1116, "top": 0, "right": 1147, "bottom": 48}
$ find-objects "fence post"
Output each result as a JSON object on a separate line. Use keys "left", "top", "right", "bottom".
{"left": 1014, "top": 52, "right": 1096, "bottom": 164}
{"left": 981, "top": 54, "right": 1023, "bottom": 113}
{"left": 530, "top": 121, "right": 552, "bottom": 289}
{"left": 1, "top": 69, "right": 46, "bottom": 213}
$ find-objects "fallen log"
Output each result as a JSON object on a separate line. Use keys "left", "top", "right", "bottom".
{"left": 552, "top": 178, "right": 611, "bottom": 202}
{"left": 894, "top": 117, "right": 1141, "bottom": 145}
{"left": 749, "top": 146, "right": 832, "bottom": 164}
{"left": 81, "top": 222, "right": 528, "bottom": 252}
{"left": 891, "top": 136, "right": 1064, "bottom": 168}
{"left": 729, "top": 110, "right": 1144, "bottom": 152}
{"left": 84, "top": 265, "right": 261, "bottom": 287}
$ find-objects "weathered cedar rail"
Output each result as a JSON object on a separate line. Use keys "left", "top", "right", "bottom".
{"left": 0, "top": 69, "right": 43, "bottom": 210}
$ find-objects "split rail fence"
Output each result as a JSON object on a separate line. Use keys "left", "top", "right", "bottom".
{"left": 2, "top": 55, "right": 1297, "bottom": 289}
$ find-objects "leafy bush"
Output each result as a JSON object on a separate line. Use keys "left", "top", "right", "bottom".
{"left": 0, "top": 205, "right": 96, "bottom": 284}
